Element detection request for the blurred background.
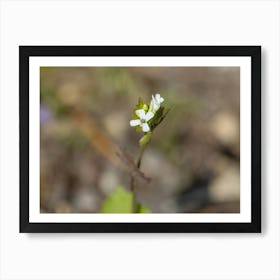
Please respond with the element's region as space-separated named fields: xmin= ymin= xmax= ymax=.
xmin=40 ymin=66 xmax=240 ymax=213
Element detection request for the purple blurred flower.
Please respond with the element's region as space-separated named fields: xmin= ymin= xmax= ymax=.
xmin=40 ymin=104 xmax=53 ymax=124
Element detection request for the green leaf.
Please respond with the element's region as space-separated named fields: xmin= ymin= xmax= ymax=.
xmin=149 ymin=106 xmax=170 ymax=131
xmin=136 ymin=203 xmax=150 ymax=213
xmin=100 ymin=187 xmax=150 ymax=213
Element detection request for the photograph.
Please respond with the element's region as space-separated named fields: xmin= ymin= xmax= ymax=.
xmin=40 ymin=66 xmax=241 ymax=214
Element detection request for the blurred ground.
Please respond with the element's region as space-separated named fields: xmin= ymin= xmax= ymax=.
xmin=40 ymin=66 xmax=240 ymax=213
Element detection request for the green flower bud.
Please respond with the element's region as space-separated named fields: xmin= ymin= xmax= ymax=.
xmin=139 ymin=132 xmax=152 ymax=146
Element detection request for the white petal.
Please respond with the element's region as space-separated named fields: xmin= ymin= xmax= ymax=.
xmin=145 ymin=111 xmax=154 ymax=122
xmin=141 ymin=123 xmax=150 ymax=132
xmin=130 ymin=119 xmax=141 ymax=127
xmin=149 ymin=98 xmax=155 ymax=111
xmin=135 ymin=109 xmax=146 ymax=119
xmin=155 ymin=93 xmax=164 ymax=103
xmin=153 ymin=103 xmax=160 ymax=111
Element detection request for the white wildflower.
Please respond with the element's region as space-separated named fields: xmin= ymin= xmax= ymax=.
xmin=149 ymin=93 xmax=164 ymax=113
xmin=130 ymin=109 xmax=154 ymax=132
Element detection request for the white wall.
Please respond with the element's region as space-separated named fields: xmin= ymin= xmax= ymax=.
xmin=0 ymin=1 xmax=279 ymax=279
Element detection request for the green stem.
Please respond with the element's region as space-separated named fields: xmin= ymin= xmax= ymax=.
xmin=137 ymin=144 xmax=147 ymax=168
xmin=131 ymin=144 xmax=147 ymax=213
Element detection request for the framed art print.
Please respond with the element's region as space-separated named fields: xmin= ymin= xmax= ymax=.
xmin=19 ymin=46 xmax=261 ymax=233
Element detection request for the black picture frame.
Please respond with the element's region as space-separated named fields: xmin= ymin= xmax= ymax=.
xmin=20 ymin=46 xmax=261 ymax=233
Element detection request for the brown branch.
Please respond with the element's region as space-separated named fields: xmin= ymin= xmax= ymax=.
xmin=69 ymin=108 xmax=150 ymax=183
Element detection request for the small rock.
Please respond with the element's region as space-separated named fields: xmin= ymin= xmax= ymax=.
xmin=210 ymin=111 xmax=239 ymax=146
xmin=209 ymin=165 xmax=240 ymax=202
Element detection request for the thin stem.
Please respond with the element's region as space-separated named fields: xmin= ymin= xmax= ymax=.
xmin=137 ymin=144 xmax=147 ymax=168
xmin=130 ymin=144 xmax=147 ymax=213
